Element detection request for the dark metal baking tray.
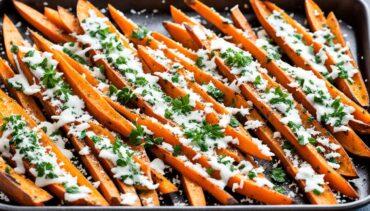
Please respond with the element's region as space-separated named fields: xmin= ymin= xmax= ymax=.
xmin=0 ymin=0 xmax=369 ymax=209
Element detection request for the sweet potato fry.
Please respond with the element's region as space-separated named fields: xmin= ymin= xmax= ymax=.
xmin=105 ymin=96 xmax=293 ymax=205
xmin=54 ymin=43 xmax=179 ymax=199
xmin=28 ymin=16 xmax=177 ymax=200
xmin=137 ymin=45 xmax=271 ymax=160
xmin=326 ymin=12 xmax=350 ymax=54
xmin=124 ymin=146 xmax=159 ymax=206
xmin=3 ymin=15 xmax=29 ymax=68
xmin=228 ymin=5 xmax=370 ymax=157
xmin=252 ymin=0 xmax=370 ymax=132
xmin=170 ymin=5 xmax=193 ymax=24
xmin=77 ymin=0 xmax=134 ymax=50
xmin=44 ymin=7 xmax=65 ymax=30
xmin=107 ymin=7 xmax=276 ymax=163
xmin=181 ymin=175 xmax=206 ymax=206
xmin=304 ymin=0 xmax=327 ymax=32
xmin=306 ymin=0 xmax=369 ymax=108
xmin=151 ymin=170 xmax=178 ymax=195
xmin=13 ymin=0 xmax=73 ymax=43
xmin=107 ymin=2 xmax=273 ymax=177
xmin=230 ymin=5 xmax=257 ymax=40
xmin=0 ymin=89 xmax=108 ymax=205
xmin=72 ymin=136 xmax=123 ymax=205
xmin=57 ymin=6 xmax=83 ymax=34
xmin=262 ymin=0 xmax=369 ymax=107
xmin=85 ymin=123 xmax=143 ymax=206
xmin=30 ymin=31 xmax=134 ymax=136
xmin=168 ymin=8 xmax=357 ymax=196
xmin=151 ymin=146 xmax=236 ymax=205
xmin=0 ymin=57 xmax=46 ymax=122
xmin=7 ymin=23 xmax=132 ymax=204
xmin=16 ymin=49 xmax=123 ymax=205
xmin=163 ymin=21 xmax=199 ymax=50
xmin=30 ymin=31 xmax=167 ymax=206
xmin=68 ymin=2 xmax=290 ymax=204
xmin=2 ymin=16 xmax=55 ymax=122
xmin=0 ymin=158 xmax=53 ymax=206
xmin=183 ymin=0 xmax=370 ymax=168
xmin=151 ymin=32 xmax=198 ymax=61
xmin=305 ymin=0 xmax=356 ymax=65
xmin=214 ymin=56 xmax=357 ymax=198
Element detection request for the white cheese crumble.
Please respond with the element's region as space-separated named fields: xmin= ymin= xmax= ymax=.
xmin=295 ymin=163 xmax=325 ymax=193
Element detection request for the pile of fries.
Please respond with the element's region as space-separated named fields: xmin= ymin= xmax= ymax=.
xmin=0 ymin=0 xmax=368 ymax=206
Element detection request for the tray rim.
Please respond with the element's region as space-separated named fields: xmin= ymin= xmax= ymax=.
xmin=0 ymin=0 xmax=369 ymax=210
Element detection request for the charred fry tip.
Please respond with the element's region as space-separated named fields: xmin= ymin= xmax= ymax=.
xmin=26 ymin=28 xmax=38 ymax=37
xmin=183 ymin=23 xmax=206 ymax=49
xmin=183 ymin=23 xmax=193 ymax=33
xmin=228 ymin=197 xmax=239 ymax=205
xmin=184 ymin=0 xmax=196 ymax=5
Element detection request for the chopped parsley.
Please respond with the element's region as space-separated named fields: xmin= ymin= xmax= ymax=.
xmin=282 ymin=141 xmax=295 ymax=152
xmin=335 ymin=61 xmax=349 ymax=79
xmin=247 ymin=171 xmax=257 ymax=180
xmin=171 ymin=73 xmax=180 ymax=83
xmin=128 ymin=123 xmax=145 ymax=145
xmin=269 ymin=87 xmax=294 ymax=112
xmin=1 ymin=115 xmax=87 ymax=195
xmin=328 ymin=157 xmax=338 ymax=164
xmin=185 ymin=121 xmax=224 ymax=152
xmin=206 ymin=168 xmax=215 ymax=175
xmin=131 ymin=25 xmax=150 ymax=40
xmin=144 ymin=137 xmax=163 ymax=149
xmin=164 ymin=109 xmax=173 ymax=119
xmin=195 ymin=56 xmax=206 ymax=68
xmin=270 ymin=167 xmax=286 ymax=183
xmin=63 ymin=47 xmax=87 ymax=65
xmin=261 ymin=45 xmax=281 ymax=63
xmin=229 ymin=116 xmax=240 ymax=128
xmin=5 ymin=166 xmax=10 ymax=174
xmin=36 ymin=162 xmax=58 ymax=179
xmin=313 ymin=189 xmax=322 ymax=195
xmin=221 ymin=48 xmax=252 ymax=68
xmin=320 ymin=98 xmax=348 ymax=127
xmin=133 ymin=77 xmax=149 ymax=86
xmin=273 ymin=185 xmax=286 ymax=194
xmin=172 ymin=144 xmax=182 ymax=156
xmin=171 ymin=95 xmax=193 ymax=114
xmin=254 ymin=75 xmax=262 ymax=86
xmin=11 ymin=45 xmax=19 ymax=54
xmin=206 ymin=84 xmax=224 ymax=103
xmin=65 ymin=186 xmax=80 ymax=194
xmin=41 ymin=65 xmax=60 ymax=89
xmin=78 ymin=130 xmax=87 ymax=140
xmin=108 ymin=84 xmax=136 ymax=105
